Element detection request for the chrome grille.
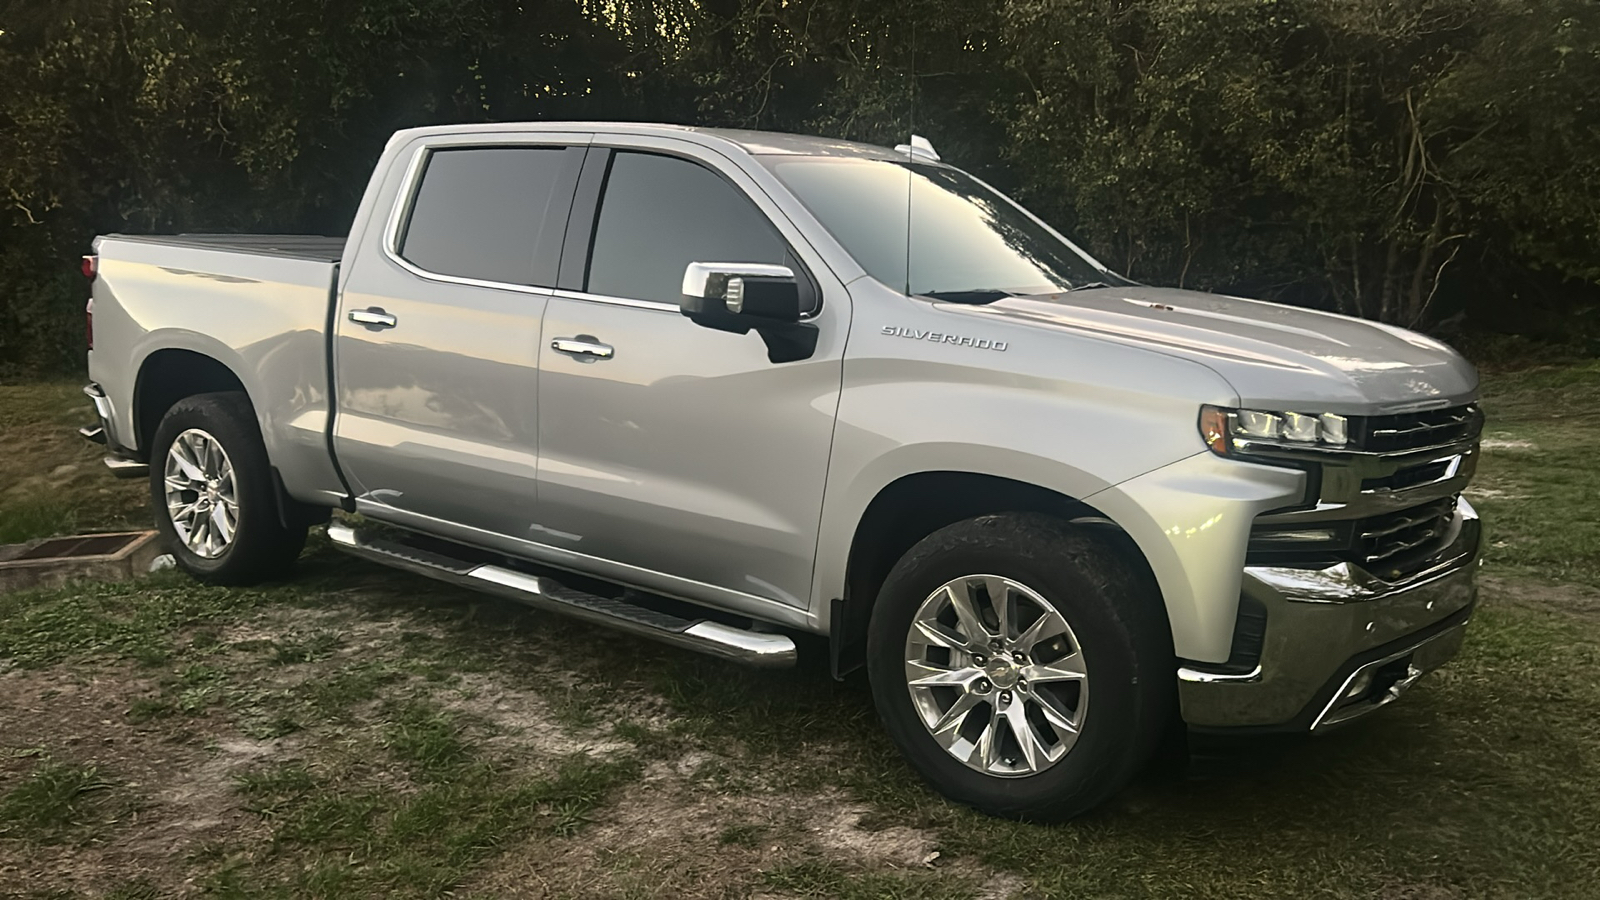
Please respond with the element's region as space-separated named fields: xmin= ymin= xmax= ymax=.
xmin=1353 ymin=405 xmax=1481 ymax=453
xmin=1356 ymin=497 xmax=1456 ymax=566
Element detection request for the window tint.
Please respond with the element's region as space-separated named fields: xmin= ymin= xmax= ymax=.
xmin=764 ymin=156 xmax=1111 ymax=299
xmin=587 ymin=152 xmax=789 ymax=305
xmin=400 ymin=147 xmax=570 ymax=285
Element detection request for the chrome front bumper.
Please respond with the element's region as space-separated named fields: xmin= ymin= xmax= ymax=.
xmin=1178 ymin=498 xmax=1480 ymax=732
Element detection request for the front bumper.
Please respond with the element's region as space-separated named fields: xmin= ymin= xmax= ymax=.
xmin=1178 ymin=497 xmax=1480 ymax=732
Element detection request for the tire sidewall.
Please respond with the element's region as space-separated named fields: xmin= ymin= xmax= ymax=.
xmin=867 ymin=515 xmax=1159 ymax=819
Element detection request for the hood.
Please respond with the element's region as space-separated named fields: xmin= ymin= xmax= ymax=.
xmin=945 ymin=286 xmax=1478 ymax=416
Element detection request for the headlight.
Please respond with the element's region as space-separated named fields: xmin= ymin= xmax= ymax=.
xmin=1200 ymin=405 xmax=1350 ymax=457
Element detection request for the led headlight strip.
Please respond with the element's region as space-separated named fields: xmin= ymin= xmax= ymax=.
xmin=1200 ymin=405 xmax=1350 ymax=457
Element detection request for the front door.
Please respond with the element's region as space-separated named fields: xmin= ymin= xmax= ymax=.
xmin=333 ymin=138 xmax=584 ymax=537
xmin=533 ymin=146 xmax=846 ymax=611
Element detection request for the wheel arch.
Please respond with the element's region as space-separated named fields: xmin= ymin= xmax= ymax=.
xmin=829 ymin=469 xmax=1165 ymax=679
xmin=132 ymin=347 xmax=252 ymax=457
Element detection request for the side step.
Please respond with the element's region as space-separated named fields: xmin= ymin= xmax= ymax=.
xmin=325 ymin=522 xmax=796 ymax=668
xmin=103 ymin=456 xmax=150 ymax=479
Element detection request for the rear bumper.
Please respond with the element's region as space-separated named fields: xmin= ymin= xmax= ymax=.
xmin=1178 ymin=498 xmax=1480 ymax=732
xmin=84 ymin=382 xmax=149 ymax=478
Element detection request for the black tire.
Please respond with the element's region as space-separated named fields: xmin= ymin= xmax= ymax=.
xmin=867 ymin=513 xmax=1174 ymax=821
xmin=148 ymin=392 xmax=307 ymax=585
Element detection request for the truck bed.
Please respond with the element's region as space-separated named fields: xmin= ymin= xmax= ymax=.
xmin=102 ymin=233 xmax=346 ymax=262
xmin=87 ymin=232 xmax=349 ymax=508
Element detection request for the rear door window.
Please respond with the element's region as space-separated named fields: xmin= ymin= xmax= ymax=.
xmin=400 ymin=146 xmax=575 ymax=286
xmin=585 ymin=152 xmax=793 ymax=306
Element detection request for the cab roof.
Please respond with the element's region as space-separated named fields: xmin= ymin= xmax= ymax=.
xmin=389 ymin=121 xmax=912 ymax=161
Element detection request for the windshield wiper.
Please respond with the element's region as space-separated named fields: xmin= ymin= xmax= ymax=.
xmin=919 ymin=289 xmax=1018 ymax=304
xmin=1066 ymin=282 xmax=1113 ymax=292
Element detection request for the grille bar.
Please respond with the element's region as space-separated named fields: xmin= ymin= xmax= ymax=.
xmin=1354 ymin=405 xmax=1481 ymax=453
xmin=1356 ymin=498 xmax=1456 ymax=567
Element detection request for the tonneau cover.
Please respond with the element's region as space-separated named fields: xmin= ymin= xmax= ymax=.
xmin=101 ymin=233 xmax=346 ymax=263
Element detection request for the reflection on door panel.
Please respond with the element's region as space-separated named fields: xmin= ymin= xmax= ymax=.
xmin=334 ymin=144 xmax=581 ymax=537
xmin=534 ymin=150 xmax=841 ymax=608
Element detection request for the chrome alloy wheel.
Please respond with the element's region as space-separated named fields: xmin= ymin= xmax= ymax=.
xmin=163 ymin=428 xmax=239 ymax=559
xmin=904 ymin=575 xmax=1088 ymax=777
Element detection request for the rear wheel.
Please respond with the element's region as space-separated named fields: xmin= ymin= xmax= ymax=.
xmin=149 ymin=392 xmax=306 ymax=584
xmin=867 ymin=513 xmax=1173 ymax=821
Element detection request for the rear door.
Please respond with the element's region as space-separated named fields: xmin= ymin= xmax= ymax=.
xmin=333 ymin=134 xmax=586 ymax=537
xmin=532 ymin=141 xmax=848 ymax=613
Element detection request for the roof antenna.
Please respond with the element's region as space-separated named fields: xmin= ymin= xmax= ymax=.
xmin=898 ymin=19 xmax=920 ymax=296
xmin=894 ymin=135 xmax=940 ymax=162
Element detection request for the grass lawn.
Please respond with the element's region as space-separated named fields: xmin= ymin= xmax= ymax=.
xmin=1 ymin=362 xmax=1598 ymax=899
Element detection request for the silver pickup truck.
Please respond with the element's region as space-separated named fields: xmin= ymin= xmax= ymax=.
xmin=80 ymin=123 xmax=1483 ymax=820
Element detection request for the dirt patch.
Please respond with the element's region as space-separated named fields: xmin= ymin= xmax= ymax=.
xmin=463 ymin=748 xmax=1020 ymax=899
xmin=810 ymin=799 xmax=938 ymax=868
xmin=444 ymin=672 xmax=634 ymax=762
xmin=0 ymin=663 xmax=275 ymax=896
xmin=1479 ymin=438 xmax=1536 ymax=451
xmin=1464 ymin=486 xmax=1528 ymax=501
xmin=1480 ymin=574 xmax=1600 ymax=622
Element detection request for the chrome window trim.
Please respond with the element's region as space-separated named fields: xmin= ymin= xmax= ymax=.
xmin=380 ymin=139 xmax=581 ymax=297
xmin=550 ymin=287 xmax=678 ymax=314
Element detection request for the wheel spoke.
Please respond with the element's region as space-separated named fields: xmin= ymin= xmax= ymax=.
xmin=1023 ymin=652 xmax=1087 ymax=685
xmin=171 ymin=440 xmax=204 ymax=481
xmin=1001 ymin=704 xmax=1046 ymax=771
xmin=944 ymin=581 xmax=992 ymax=642
xmin=912 ymin=618 xmax=973 ymax=652
xmin=984 ymin=576 xmax=1015 ymax=640
xmin=970 ymin=713 xmax=1000 ymax=770
xmin=1031 ymin=689 xmax=1082 ymax=740
xmin=1015 ymin=611 xmax=1068 ymax=654
xmin=188 ymin=510 xmax=209 ymax=552
xmin=928 ymin=692 xmax=982 ymax=744
xmin=906 ymin=660 xmax=981 ymax=689
xmin=210 ymin=504 xmax=234 ymax=544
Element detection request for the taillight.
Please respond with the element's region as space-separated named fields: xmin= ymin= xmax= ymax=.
xmin=81 ymin=255 xmax=98 ymax=350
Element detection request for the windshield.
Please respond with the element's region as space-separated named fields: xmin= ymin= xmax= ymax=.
xmin=761 ymin=156 xmax=1116 ymax=299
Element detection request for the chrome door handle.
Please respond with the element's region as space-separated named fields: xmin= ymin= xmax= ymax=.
xmin=349 ymin=307 xmax=398 ymax=329
xmin=551 ymin=337 xmax=614 ymax=360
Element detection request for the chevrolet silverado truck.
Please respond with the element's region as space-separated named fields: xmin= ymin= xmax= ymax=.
xmin=80 ymin=123 xmax=1483 ymax=820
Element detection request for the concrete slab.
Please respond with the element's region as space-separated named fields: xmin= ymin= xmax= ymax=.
xmin=0 ymin=530 xmax=165 ymax=593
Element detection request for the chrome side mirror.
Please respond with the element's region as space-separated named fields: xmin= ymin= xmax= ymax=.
xmin=680 ymin=262 xmax=800 ymax=323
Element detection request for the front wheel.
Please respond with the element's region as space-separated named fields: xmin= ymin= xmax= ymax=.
xmin=867 ymin=513 xmax=1174 ymax=821
xmin=149 ymin=392 xmax=307 ymax=585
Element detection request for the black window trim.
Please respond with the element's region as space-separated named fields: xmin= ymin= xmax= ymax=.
xmin=554 ymin=144 xmax=823 ymax=317
xmin=382 ymin=140 xmax=586 ymax=294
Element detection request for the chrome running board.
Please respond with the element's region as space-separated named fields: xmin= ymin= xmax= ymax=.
xmin=102 ymin=456 xmax=149 ymax=479
xmin=325 ymin=522 xmax=796 ymax=668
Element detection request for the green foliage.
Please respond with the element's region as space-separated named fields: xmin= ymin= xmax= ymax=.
xmin=1 ymin=0 xmax=1596 ymax=374
xmin=0 ymin=759 xmax=115 ymax=841
xmin=997 ymin=0 xmax=1600 ymax=328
